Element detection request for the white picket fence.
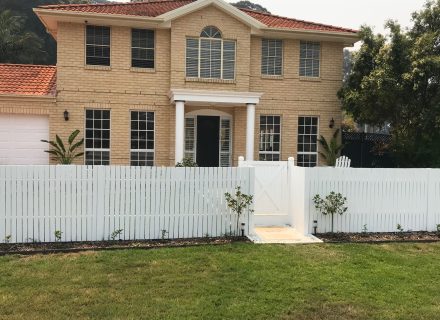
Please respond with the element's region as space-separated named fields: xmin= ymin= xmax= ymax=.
xmin=0 ymin=166 xmax=254 ymax=243
xmin=301 ymin=168 xmax=440 ymax=234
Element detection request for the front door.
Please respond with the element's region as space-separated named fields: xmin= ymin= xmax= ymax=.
xmin=196 ymin=116 xmax=220 ymax=167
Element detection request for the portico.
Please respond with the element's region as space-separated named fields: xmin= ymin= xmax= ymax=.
xmin=169 ymin=89 xmax=263 ymax=165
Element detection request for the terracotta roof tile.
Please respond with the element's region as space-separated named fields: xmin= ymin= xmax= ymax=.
xmin=40 ymin=0 xmax=195 ymax=17
xmin=38 ymin=0 xmax=357 ymax=34
xmin=240 ymin=9 xmax=358 ymax=34
xmin=0 ymin=64 xmax=57 ymax=96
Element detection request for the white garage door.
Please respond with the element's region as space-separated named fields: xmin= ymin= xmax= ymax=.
xmin=0 ymin=114 xmax=49 ymax=165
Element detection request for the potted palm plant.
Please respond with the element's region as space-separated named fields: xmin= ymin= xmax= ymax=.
xmin=318 ymin=129 xmax=344 ymax=166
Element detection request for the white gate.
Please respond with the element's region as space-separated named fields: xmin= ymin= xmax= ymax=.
xmin=239 ymin=157 xmax=294 ymax=226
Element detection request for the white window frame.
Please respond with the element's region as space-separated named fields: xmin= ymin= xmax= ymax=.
xmin=261 ymin=39 xmax=283 ymax=76
xmin=130 ymin=110 xmax=155 ymax=166
xmin=299 ymin=41 xmax=321 ymax=78
xmin=297 ymin=116 xmax=319 ymax=167
xmin=186 ymin=27 xmax=236 ymax=80
xmin=259 ymin=115 xmax=282 ymax=161
xmin=84 ymin=109 xmax=111 ymax=165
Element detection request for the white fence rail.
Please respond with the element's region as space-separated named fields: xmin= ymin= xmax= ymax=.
xmin=303 ymin=168 xmax=440 ymax=234
xmin=0 ymin=166 xmax=254 ymax=243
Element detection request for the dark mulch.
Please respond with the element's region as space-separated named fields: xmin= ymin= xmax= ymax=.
xmin=0 ymin=237 xmax=249 ymax=255
xmin=317 ymin=231 xmax=440 ymax=243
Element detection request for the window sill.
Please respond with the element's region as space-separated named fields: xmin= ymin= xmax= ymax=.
xmin=85 ymin=65 xmax=111 ymax=71
xmin=130 ymin=67 xmax=156 ymax=73
xmin=261 ymin=75 xmax=284 ymax=80
xmin=185 ymin=77 xmax=236 ymax=84
xmin=299 ymin=76 xmax=321 ymax=82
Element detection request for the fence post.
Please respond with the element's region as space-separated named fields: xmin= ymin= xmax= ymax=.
xmin=95 ymin=166 xmax=106 ymax=241
xmin=247 ymin=166 xmax=255 ymax=236
xmin=287 ymin=157 xmax=295 ymax=227
xmin=291 ymin=166 xmax=309 ymax=235
xmin=238 ymin=156 xmax=245 ymax=167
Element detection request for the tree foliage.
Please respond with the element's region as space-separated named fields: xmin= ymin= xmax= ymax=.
xmin=231 ymin=1 xmax=270 ymax=13
xmin=0 ymin=0 xmax=109 ymax=65
xmin=0 ymin=10 xmax=44 ymax=63
xmin=338 ymin=0 xmax=440 ymax=167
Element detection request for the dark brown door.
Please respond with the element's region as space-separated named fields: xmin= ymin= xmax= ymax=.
xmin=196 ymin=116 xmax=220 ymax=167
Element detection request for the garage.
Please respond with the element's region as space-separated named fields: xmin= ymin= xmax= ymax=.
xmin=0 ymin=114 xmax=49 ymax=165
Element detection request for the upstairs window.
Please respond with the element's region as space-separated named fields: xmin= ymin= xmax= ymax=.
xmin=86 ymin=25 xmax=110 ymax=66
xmin=186 ymin=26 xmax=236 ymax=80
xmin=131 ymin=29 xmax=155 ymax=69
xmin=261 ymin=39 xmax=283 ymax=76
xmin=299 ymin=41 xmax=320 ymax=77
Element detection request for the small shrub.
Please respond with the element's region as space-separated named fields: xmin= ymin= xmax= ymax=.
xmin=436 ymin=224 xmax=440 ymax=233
xmin=396 ymin=224 xmax=404 ymax=237
xmin=4 ymin=235 xmax=11 ymax=244
xmin=225 ymin=186 xmax=254 ymax=236
xmin=110 ymin=229 xmax=123 ymax=241
xmin=362 ymin=224 xmax=368 ymax=235
xmin=161 ymin=229 xmax=168 ymax=240
xmin=54 ymin=230 xmax=62 ymax=242
xmin=313 ymin=191 xmax=347 ymax=233
xmin=176 ymin=157 xmax=198 ymax=167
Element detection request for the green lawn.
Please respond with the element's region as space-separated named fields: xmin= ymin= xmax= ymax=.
xmin=1 ymin=243 xmax=440 ymax=320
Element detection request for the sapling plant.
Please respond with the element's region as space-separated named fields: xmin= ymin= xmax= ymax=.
xmin=313 ymin=191 xmax=347 ymax=233
xmin=362 ymin=224 xmax=368 ymax=235
xmin=161 ymin=229 xmax=168 ymax=240
xmin=54 ymin=230 xmax=62 ymax=242
xmin=224 ymin=186 xmax=254 ymax=236
xmin=397 ymin=224 xmax=404 ymax=237
xmin=4 ymin=235 xmax=11 ymax=244
xmin=110 ymin=229 xmax=123 ymax=241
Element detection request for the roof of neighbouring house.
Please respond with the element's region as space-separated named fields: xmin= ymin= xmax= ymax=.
xmin=0 ymin=64 xmax=57 ymax=96
xmin=38 ymin=0 xmax=358 ymax=34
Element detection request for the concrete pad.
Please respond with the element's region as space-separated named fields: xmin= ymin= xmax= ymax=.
xmin=250 ymin=227 xmax=322 ymax=244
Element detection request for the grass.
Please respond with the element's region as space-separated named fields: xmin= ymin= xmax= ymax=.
xmin=1 ymin=243 xmax=440 ymax=320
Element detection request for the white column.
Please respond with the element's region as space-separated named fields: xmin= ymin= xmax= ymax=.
xmin=246 ymin=103 xmax=256 ymax=161
xmin=175 ymin=100 xmax=185 ymax=164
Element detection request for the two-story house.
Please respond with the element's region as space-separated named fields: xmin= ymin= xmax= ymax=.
xmin=0 ymin=0 xmax=358 ymax=166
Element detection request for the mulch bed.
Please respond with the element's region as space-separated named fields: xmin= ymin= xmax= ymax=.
xmin=317 ymin=232 xmax=440 ymax=243
xmin=0 ymin=237 xmax=249 ymax=255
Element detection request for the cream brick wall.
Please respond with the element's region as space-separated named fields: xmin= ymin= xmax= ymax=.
xmin=44 ymin=4 xmax=346 ymax=166
xmin=0 ymin=97 xmax=54 ymax=116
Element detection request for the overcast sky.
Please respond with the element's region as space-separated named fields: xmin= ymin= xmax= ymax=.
xmin=114 ymin=0 xmax=427 ymax=34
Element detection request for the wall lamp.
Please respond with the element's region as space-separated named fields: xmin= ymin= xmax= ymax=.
xmin=329 ymin=118 xmax=335 ymax=129
xmin=64 ymin=110 xmax=69 ymax=121
xmin=241 ymin=222 xmax=246 ymax=237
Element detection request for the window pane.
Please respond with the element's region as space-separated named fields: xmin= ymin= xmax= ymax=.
xmin=297 ymin=116 xmax=319 ymax=167
xmin=262 ymin=39 xmax=283 ymax=76
xmin=259 ymin=115 xmax=281 ymax=161
xmin=130 ymin=111 xmax=154 ymax=166
xmin=299 ymin=41 xmax=320 ymax=77
xmin=84 ymin=109 xmax=110 ymax=165
xmin=131 ymin=29 xmax=154 ymax=69
xmin=86 ymin=26 xmax=110 ymax=66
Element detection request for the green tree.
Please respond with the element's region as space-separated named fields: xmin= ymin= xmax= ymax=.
xmin=338 ymin=0 xmax=440 ymax=167
xmin=0 ymin=10 xmax=44 ymax=63
xmin=231 ymin=1 xmax=270 ymax=13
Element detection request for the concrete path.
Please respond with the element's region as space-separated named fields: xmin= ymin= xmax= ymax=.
xmin=250 ymin=227 xmax=322 ymax=244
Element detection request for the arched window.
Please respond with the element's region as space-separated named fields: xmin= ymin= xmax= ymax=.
xmin=186 ymin=26 xmax=236 ymax=80
xmin=200 ymin=26 xmax=222 ymax=38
